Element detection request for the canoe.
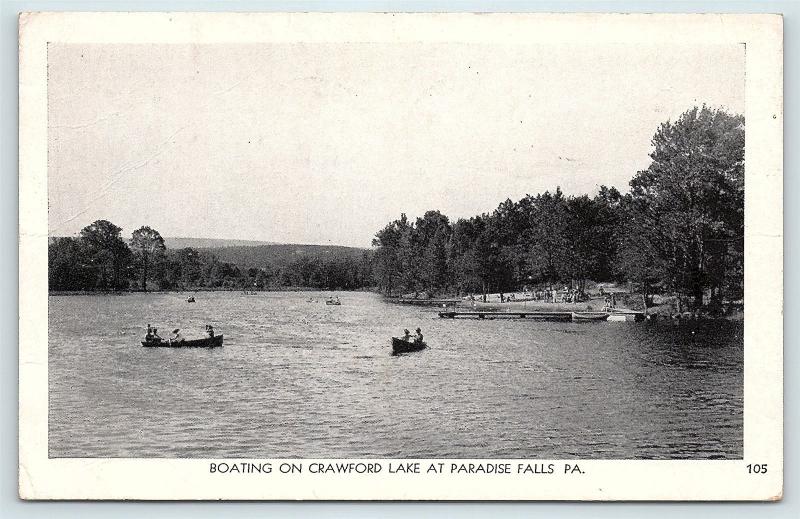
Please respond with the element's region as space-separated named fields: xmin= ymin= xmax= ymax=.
xmin=391 ymin=337 xmax=426 ymax=354
xmin=326 ymin=300 xmax=341 ymax=305
xmin=571 ymin=312 xmax=610 ymax=322
xmin=142 ymin=334 xmax=223 ymax=348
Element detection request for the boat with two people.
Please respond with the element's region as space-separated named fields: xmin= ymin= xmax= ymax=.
xmin=391 ymin=327 xmax=427 ymax=355
xmin=326 ymin=296 xmax=341 ymax=306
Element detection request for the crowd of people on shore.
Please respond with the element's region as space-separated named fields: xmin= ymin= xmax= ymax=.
xmin=462 ymin=286 xmax=622 ymax=307
xmin=523 ymin=286 xmax=588 ymax=304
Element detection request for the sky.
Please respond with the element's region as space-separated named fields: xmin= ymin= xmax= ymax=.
xmin=47 ymin=43 xmax=744 ymax=248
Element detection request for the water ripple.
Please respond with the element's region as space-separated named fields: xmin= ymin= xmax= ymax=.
xmin=49 ymin=291 xmax=743 ymax=459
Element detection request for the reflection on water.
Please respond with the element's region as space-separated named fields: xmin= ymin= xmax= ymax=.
xmin=48 ymin=291 xmax=742 ymax=459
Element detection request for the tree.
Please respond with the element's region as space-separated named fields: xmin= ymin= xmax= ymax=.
xmin=560 ymin=195 xmax=617 ymax=290
xmin=414 ymin=211 xmax=452 ymax=294
xmin=372 ymin=214 xmax=412 ymax=295
xmin=527 ymin=188 xmax=569 ymax=287
xmin=624 ymin=106 xmax=744 ymax=309
xmin=48 ymin=237 xmax=95 ymax=290
xmin=80 ymin=220 xmax=133 ymax=290
xmin=130 ymin=226 xmax=166 ymax=292
xmin=448 ymin=217 xmax=482 ymax=296
xmin=615 ymin=193 xmax=670 ymax=311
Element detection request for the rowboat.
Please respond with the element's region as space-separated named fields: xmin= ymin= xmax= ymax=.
xmin=326 ymin=300 xmax=341 ymax=306
xmin=571 ymin=312 xmax=610 ymax=322
xmin=142 ymin=335 xmax=223 ymax=348
xmin=608 ymin=310 xmax=646 ymax=322
xmin=391 ymin=337 xmax=426 ymax=354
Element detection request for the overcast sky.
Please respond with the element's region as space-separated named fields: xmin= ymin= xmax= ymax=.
xmin=47 ymin=43 xmax=744 ymax=247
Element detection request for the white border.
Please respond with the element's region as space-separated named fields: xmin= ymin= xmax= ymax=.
xmin=18 ymin=12 xmax=783 ymax=500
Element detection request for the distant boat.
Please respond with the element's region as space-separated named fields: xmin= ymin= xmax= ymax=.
xmin=571 ymin=311 xmax=610 ymax=322
xmin=142 ymin=335 xmax=223 ymax=348
xmin=187 ymin=296 xmax=196 ymax=303
xmin=391 ymin=337 xmax=426 ymax=354
xmin=326 ymin=299 xmax=341 ymax=306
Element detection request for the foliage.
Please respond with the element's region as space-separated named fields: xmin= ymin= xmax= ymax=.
xmin=130 ymin=226 xmax=166 ymax=292
xmin=371 ymin=106 xmax=744 ymax=309
xmin=48 ymin=106 xmax=744 ymax=311
xmin=78 ymin=220 xmax=133 ymax=290
xmin=618 ymin=106 xmax=745 ymax=308
xmin=50 ymin=223 xmax=375 ymax=292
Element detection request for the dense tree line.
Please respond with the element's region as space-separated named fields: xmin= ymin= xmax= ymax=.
xmin=49 ymin=224 xmax=375 ymax=292
xmin=372 ymin=106 xmax=745 ymax=311
xmin=49 ymin=106 xmax=744 ymax=311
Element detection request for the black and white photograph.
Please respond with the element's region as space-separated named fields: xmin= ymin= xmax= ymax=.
xmin=18 ymin=12 xmax=783 ymax=500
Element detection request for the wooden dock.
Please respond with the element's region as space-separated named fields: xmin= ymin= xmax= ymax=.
xmin=438 ymin=310 xmax=646 ymax=322
xmin=397 ymin=298 xmax=461 ymax=306
xmin=438 ymin=311 xmax=572 ymax=321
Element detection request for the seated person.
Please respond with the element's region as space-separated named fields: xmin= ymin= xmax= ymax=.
xmin=401 ymin=328 xmax=411 ymax=342
xmin=169 ymin=328 xmax=184 ymax=344
xmin=414 ymin=327 xmax=424 ymax=344
xmin=206 ymin=325 xmax=215 ymax=338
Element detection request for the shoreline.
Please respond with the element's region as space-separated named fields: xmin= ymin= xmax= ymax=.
xmin=394 ymin=291 xmax=744 ymax=320
xmin=48 ymin=287 xmax=376 ymax=296
xmin=47 ymin=288 xmax=743 ymax=320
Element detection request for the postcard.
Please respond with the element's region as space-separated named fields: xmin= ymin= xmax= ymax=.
xmin=19 ymin=12 xmax=783 ymax=500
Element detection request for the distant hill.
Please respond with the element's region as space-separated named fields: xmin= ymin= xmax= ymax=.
xmin=195 ymin=243 xmax=369 ymax=269
xmin=50 ymin=235 xmax=370 ymax=270
xmin=163 ymin=237 xmax=276 ymax=249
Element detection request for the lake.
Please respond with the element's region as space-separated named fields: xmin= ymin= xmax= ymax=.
xmin=48 ymin=291 xmax=743 ymax=459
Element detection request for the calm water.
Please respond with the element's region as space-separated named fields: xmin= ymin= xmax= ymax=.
xmin=49 ymin=291 xmax=742 ymax=459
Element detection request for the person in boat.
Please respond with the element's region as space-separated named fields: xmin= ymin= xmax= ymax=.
xmin=401 ymin=328 xmax=412 ymax=342
xmin=145 ymin=324 xmax=154 ymax=341
xmin=169 ymin=328 xmax=184 ymax=344
xmin=413 ymin=327 xmax=424 ymax=344
xmin=152 ymin=328 xmax=162 ymax=342
xmin=206 ymin=325 xmax=215 ymax=338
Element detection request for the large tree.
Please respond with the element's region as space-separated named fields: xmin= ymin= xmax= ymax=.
xmin=624 ymin=106 xmax=744 ymax=308
xmin=372 ymin=214 xmax=412 ymax=295
xmin=414 ymin=210 xmax=452 ymax=294
xmin=80 ymin=220 xmax=133 ymax=290
xmin=130 ymin=226 xmax=166 ymax=292
xmin=527 ymin=188 xmax=569 ymax=287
